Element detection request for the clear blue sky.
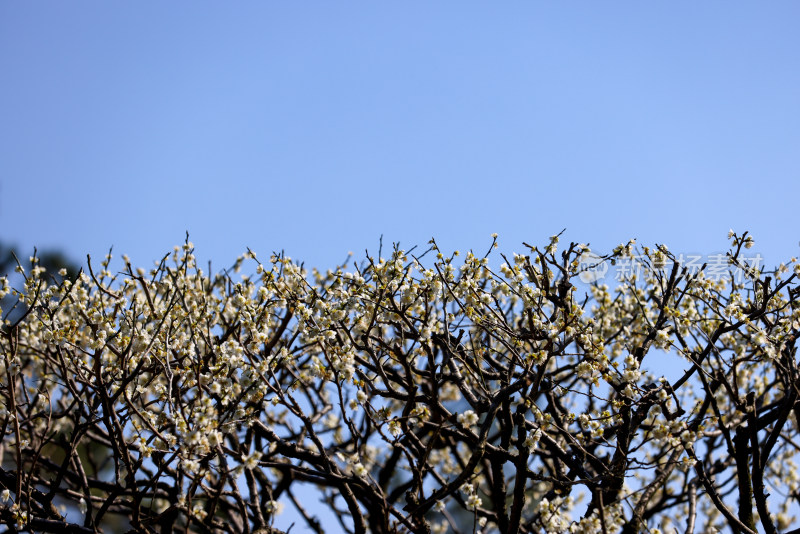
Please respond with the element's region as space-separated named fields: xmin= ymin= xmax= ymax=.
xmin=2 ymin=4 xmax=799 ymax=530
xmin=2 ymin=3 xmax=799 ymax=274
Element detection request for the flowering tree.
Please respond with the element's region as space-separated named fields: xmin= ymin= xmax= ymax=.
xmin=0 ymin=242 xmax=77 ymax=326
xmin=2 ymin=232 xmax=800 ymax=534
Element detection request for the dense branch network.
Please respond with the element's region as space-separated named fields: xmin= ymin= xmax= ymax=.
xmin=1 ymin=231 xmax=799 ymax=534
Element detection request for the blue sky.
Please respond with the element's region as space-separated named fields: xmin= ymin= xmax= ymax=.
xmin=2 ymin=3 xmax=799 ymax=275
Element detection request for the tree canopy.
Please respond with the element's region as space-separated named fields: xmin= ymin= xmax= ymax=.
xmin=1 ymin=232 xmax=799 ymax=534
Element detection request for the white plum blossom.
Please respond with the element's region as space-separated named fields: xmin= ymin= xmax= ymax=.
xmin=2 ymin=232 xmax=798 ymax=534
xmin=457 ymin=409 xmax=480 ymax=428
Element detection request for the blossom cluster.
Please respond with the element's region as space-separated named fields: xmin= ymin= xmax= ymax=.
xmin=0 ymin=231 xmax=798 ymax=534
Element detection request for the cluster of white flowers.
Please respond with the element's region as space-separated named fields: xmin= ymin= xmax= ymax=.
xmin=460 ymin=482 xmax=483 ymax=511
xmin=1 ymin=232 xmax=799 ymax=533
